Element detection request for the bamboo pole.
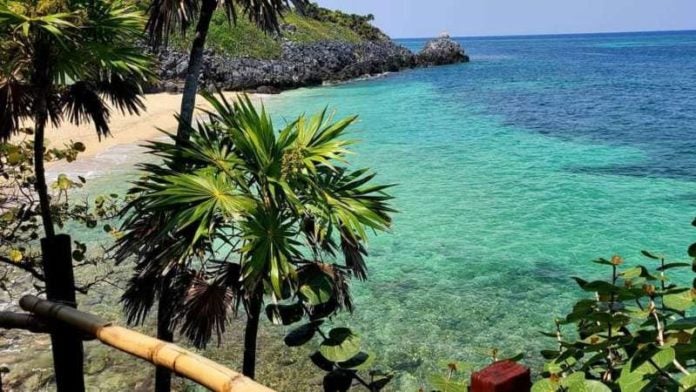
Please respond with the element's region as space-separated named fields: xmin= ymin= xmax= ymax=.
xmin=19 ymin=295 xmax=274 ymax=392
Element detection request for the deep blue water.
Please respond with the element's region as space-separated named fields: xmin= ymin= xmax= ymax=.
xmin=399 ymin=31 xmax=696 ymax=180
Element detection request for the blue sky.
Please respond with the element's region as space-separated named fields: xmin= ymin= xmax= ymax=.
xmin=316 ymin=0 xmax=696 ymax=38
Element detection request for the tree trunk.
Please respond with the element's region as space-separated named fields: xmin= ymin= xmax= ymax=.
xmin=33 ymin=98 xmax=55 ymax=239
xmin=41 ymin=235 xmax=84 ymax=392
xmin=176 ymin=0 xmax=217 ymax=144
xmin=155 ymin=284 xmax=175 ymax=392
xmin=243 ymin=290 xmax=263 ymax=379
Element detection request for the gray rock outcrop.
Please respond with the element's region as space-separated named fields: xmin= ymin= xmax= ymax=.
xmin=416 ymin=34 xmax=470 ymax=66
xmin=152 ymin=34 xmax=468 ymax=94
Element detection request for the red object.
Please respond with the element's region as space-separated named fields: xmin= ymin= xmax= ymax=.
xmin=471 ymin=361 xmax=531 ymax=392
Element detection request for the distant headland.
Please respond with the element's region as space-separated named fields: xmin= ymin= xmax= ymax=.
xmin=148 ymin=6 xmax=469 ymax=94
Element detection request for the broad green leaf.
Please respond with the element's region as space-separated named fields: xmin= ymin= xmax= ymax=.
xmin=688 ymin=243 xmax=696 ymax=258
xmin=338 ymin=352 xmax=374 ymax=371
xmin=666 ymin=317 xmax=696 ymax=331
xmin=560 ymin=372 xmax=586 ymax=391
xmin=679 ymin=373 xmax=696 ymax=391
xmin=641 ymin=250 xmax=661 ymax=260
xmin=265 ymin=303 xmax=303 ymax=326
xmin=319 ymin=328 xmax=361 ymax=362
xmin=658 ymin=262 xmax=691 ymax=271
xmin=323 ymin=369 xmax=354 ymax=392
xmin=532 ymin=378 xmax=558 ymax=392
xmin=581 ymin=380 xmax=611 ymax=392
xmin=310 ymin=351 xmax=335 ymax=371
xmin=284 ymin=321 xmax=323 ymax=347
xmin=52 ymin=174 xmax=74 ymax=191
xmin=619 ymin=347 xmax=675 ymax=391
xmin=665 ymin=290 xmax=696 ymax=312
xmin=427 ymin=374 xmax=468 ymax=392
xmin=299 ymin=272 xmax=333 ymax=305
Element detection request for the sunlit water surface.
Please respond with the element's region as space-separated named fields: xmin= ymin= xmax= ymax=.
xmin=56 ymin=31 xmax=696 ymax=389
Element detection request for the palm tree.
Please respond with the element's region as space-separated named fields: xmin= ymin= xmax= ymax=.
xmin=0 ymin=1 xmax=153 ymax=389
xmin=142 ymin=2 xmax=305 ymax=387
xmin=114 ymin=92 xmax=394 ymax=381
xmin=144 ymin=0 xmax=307 ymax=143
xmin=0 ymin=0 xmax=153 ymax=238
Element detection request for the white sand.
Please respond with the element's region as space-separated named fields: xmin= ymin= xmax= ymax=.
xmin=39 ymin=92 xmax=268 ymax=160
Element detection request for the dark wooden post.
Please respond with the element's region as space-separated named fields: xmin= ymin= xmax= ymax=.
xmin=41 ymin=234 xmax=85 ymax=392
xmin=471 ymin=361 xmax=531 ymax=392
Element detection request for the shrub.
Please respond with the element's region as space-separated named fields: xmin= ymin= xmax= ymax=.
xmin=535 ymin=228 xmax=696 ymax=392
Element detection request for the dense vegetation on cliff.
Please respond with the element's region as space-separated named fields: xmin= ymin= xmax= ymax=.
xmin=170 ymin=10 xmax=363 ymax=59
xmin=160 ymin=3 xmax=386 ymax=59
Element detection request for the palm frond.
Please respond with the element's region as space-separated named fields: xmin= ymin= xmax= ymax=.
xmin=120 ymin=264 xmax=162 ymax=326
xmin=241 ymin=207 xmax=301 ymax=297
xmin=288 ymin=109 xmax=357 ymax=174
xmin=233 ymin=0 xmax=308 ymax=33
xmin=173 ymin=273 xmax=236 ymax=348
xmin=340 ymin=228 xmax=368 ymax=281
xmin=61 ymin=81 xmax=110 ymax=138
xmin=0 ymin=77 xmax=32 ymax=140
xmin=96 ymin=75 xmax=146 ymax=117
xmin=145 ymin=0 xmax=197 ymax=47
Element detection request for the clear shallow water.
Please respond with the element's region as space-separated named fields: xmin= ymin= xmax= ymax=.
xmin=59 ymin=31 xmax=696 ymax=389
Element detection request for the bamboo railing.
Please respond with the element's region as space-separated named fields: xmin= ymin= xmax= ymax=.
xmin=2 ymin=295 xmax=274 ymax=392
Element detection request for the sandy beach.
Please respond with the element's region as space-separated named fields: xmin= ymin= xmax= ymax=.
xmin=35 ymin=92 xmax=267 ymax=161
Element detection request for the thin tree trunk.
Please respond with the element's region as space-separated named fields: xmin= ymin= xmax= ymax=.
xmin=155 ymin=283 xmax=174 ymax=392
xmin=176 ymin=0 xmax=217 ymax=144
xmin=243 ymin=290 xmax=263 ymax=379
xmin=33 ymin=99 xmax=55 ymax=239
xmin=159 ymin=2 xmax=216 ymax=388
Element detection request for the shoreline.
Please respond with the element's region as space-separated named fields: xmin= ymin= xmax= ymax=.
xmin=30 ymin=92 xmax=271 ymax=163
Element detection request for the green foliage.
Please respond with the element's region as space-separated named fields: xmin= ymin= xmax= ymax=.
xmin=169 ymin=9 xmax=363 ymax=59
xmin=425 ymin=363 xmax=469 ymax=392
xmin=282 ymin=12 xmax=362 ymax=44
xmin=169 ymin=10 xmax=282 ymax=59
xmin=115 ymin=92 xmax=395 ymax=387
xmin=300 ymin=2 xmax=386 ymax=42
xmin=0 ymin=0 xmax=152 ymax=296
xmin=278 ymin=315 xmax=393 ymax=391
xmin=0 ymin=0 xmax=155 ymax=138
xmin=0 ymin=137 xmax=123 ymax=295
xmin=535 ymin=235 xmax=696 ymax=392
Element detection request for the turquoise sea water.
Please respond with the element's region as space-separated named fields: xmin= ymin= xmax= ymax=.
xmin=59 ymin=31 xmax=696 ymax=388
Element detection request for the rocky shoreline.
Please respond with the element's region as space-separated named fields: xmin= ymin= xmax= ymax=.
xmin=152 ymin=35 xmax=469 ymax=94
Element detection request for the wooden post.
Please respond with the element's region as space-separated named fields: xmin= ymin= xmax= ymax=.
xmin=471 ymin=361 xmax=531 ymax=392
xmin=156 ymin=289 xmax=174 ymax=392
xmin=41 ymin=234 xmax=85 ymax=392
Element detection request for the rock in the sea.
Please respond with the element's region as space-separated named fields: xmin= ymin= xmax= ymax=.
xmin=416 ymin=36 xmax=470 ymax=66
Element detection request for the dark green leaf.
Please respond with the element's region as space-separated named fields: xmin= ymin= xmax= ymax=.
xmin=319 ymin=328 xmax=361 ymax=362
xmin=323 ymin=369 xmax=354 ymax=392
xmin=641 ymin=250 xmax=660 ymax=260
xmin=337 ymin=352 xmax=374 ymax=370
xmin=310 ymin=351 xmax=335 ymax=372
xmin=299 ymin=272 xmax=333 ymax=306
xmin=284 ymin=321 xmax=323 ymax=347
xmin=265 ymin=303 xmax=303 ymax=326
xmin=689 ymin=243 xmax=696 ymax=258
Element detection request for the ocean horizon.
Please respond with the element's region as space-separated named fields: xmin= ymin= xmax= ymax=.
xmin=397 ymin=28 xmax=696 ymax=41
xmin=48 ymin=29 xmax=696 ymax=390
